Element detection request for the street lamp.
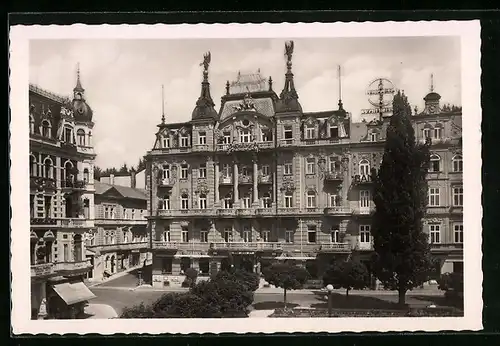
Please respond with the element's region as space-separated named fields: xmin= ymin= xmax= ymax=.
xmin=326 ymin=284 xmax=334 ymax=317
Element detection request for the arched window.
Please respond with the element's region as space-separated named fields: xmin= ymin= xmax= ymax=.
xmin=452 ymin=155 xmax=463 ymax=172
xmin=83 ymin=168 xmax=89 ymax=183
xmin=359 ymin=159 xmax=370 ymax=176
xmin=199 ymin=194 xmax=207 ymax=209
xmin=30 ymin=155 xmax=37 ymax=176
xmin=64 ymin=126 xmax=73 ymax=144
xmin=43 ymin=157 xmax=53 ymax=179
xmin=64 ymin=161 xmax=74 ymax=183
xmin=163 ymin=229 xmax=171 ymax=242
xmin=429 ymin=154 xmax=441 ymax=173
xmin=306 ymin=190 xmax=316 ymax=208
xmin=262 ymin=192 xmax=271 ymax=208
xmin=41 ymin=120 xmax=51 ymax=138
xmin=180 ymin=193 xmax=189 ymax=210
xmin=29 ymin=114 xmax=35 ymax=134
xmin=77 ymin=129 xmax=86 ymax=146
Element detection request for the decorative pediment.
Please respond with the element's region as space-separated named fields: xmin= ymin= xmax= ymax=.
xmin=179 ymin=127 xmax=190 ymax=135
xmin=424 ymin=218 xmax=442 ymax=224
xmin=180 ymin=188 xmax=189 ymax=195
xmin=305 ymin=185 xmax=317 ymax=193
xmin=303 ymin=117 xmax=317 ymax=127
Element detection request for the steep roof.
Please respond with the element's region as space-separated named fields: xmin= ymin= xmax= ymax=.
xmin=94 ymin=181 xmax=147 ymax=200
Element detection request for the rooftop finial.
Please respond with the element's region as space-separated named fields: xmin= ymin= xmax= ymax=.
xmin=73 ymin=62 xmax=84 ymax=92
xmin=268 ymin=76 xmax=273 ymax=91
xmin=338 ymin=65 xmax=344 ymax=110
xmin=161 ymin=84 xmax=165 ymax=124
xmin=225 ymin=80 xmax=230 ymax=95
xmin=430 ymin=73 xmax=434 ymax=92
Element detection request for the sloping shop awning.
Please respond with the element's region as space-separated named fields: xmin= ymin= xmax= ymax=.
xmin=52 ymin=281 xmax=96 ymax=306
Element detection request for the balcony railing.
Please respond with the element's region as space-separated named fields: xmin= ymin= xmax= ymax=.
xmin=193 ymin=144 xmax=210 ymax=152
xmin=31 ymin=263 xmax=56 ymax=278
xmin=256 ymin=208 xmax=274 ymax=216
xmin=258 ymin=175 xmax=272 ymax=184
xmin=59 ymin=218 xmax=94 ymax=228
xmin=430 ymin=243 xmax=464 ymax=252
xmin=217 ymin=209 xmax=237 ymax=217
xmin=95 ymin=218 xmax=148 ymax=226
xmin=236 ymin=208 xmax=255 ymax=217
xmin=30 ymin=176 xmax=56 ymax=191
xmin=277 ymin=207 xmax=301 ymax=215
xmin=156 ymin=147 xmax=192 ymax=154
xmin=257 ymin=142 xmax=274 ymax=149
xmin=156 ymin=209 xmax=216 ymax=217
xmin=53 ymin=259 xmax=93 ymax=273
xmin=152 ymin=241 xmax=211 ymax=251
xmin=88 ymin=241 xmax=149 ymax=252
xmin=318 ymin=243 xmax=352 ymax=253
xmin=158 ymin=178 xmax=175 ymax=187
xmin=324 ymin=171 xmax=344 ymax=181
xmin=302 ymin=207 xmax=323 ymax=215
xmin=210 ymin=242 xmax=283 ymax=251
xmin=61 ymin=179 xmax=87 ymax=190
xmin=324 ymin=206 xmax=353 ymax=216
xmin=219 ymin=176 xmax=233 ymax=184
xmin=353 ymin=206 xmax=376 ymax=215
xmin=238 ymin=175 xmax=253 ymax=184
xmin=30 ymin=218 xmax=58 ymax=226
xmin=279 ymin=139 xmax=294 ymax=147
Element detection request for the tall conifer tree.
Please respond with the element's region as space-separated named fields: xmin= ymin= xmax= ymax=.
xmin=372 ymin=91 xmax=432 ymax=305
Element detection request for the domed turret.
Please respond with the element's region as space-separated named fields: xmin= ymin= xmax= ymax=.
xmin=191 ymin=52 xmax=218 ymax=121
xmin=72 ymin=64 xmax=93 ymax=122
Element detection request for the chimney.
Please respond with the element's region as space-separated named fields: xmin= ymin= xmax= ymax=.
xmin=131 ymin=171 xmax=136 ymax=189
xmin=109 ymin=174 xmax=114 ymax=185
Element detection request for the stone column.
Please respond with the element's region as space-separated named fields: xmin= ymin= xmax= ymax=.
xmin=252 ymin=157 xmax=259 ymax=205
xmin=214 ymin=161 xmax=220 ymax=204
xmin=233 ymin=158 xmax=239 ymax=206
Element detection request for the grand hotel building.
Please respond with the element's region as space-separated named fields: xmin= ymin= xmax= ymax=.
xmin=145 ymin=43 xmax=463 ymax=288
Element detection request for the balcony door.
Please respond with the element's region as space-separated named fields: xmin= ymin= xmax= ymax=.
xmin=73 ymin=234 xmax=82 ymax=261
xmin=359 ymin=190 xmax=371 ymax=213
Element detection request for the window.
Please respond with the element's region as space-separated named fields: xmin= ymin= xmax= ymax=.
xmin=162 ymin=258 xmax=173 ymax=274
xmin=429 ymin=154 xmax=441 ymax=172
xmin=123 ymin=232 xmax=129 ymax=243
xmin=454 ymin=223 xmax=464 ymax=243
xmin=330 ymin=194 xmax=340 ymax=207
xmin=110 ymin=234 xmax=116 ymax=244
xmin=329 ymin=157 xmax=340 ymax=172
xmin=242 ymin=194 xmax=251 ymax=208
xmin=285 ymin=230 xmax=294 ymax=243
xmin=200 ymin=229 xmax=208 ymax=243
xmin=241 ymin=166 xmax=250 ymax=177
xmin=42 ymin=120 xmax=51 ymax=138
xmin=452 ymin=155 xmax=463 ymax=172
xmin=306 ymin=191 xmax=316 ymax=208
xmin=429 ymin=224 xmax=441 ymax=243
xmin=180 ymin=164 xmax=188 ymax=179
xmin=422 ymin=128 xmax=431 ymax=139
xmin=223 ymin=228 xmax=231 ymax=242
xmin=262 ymin=129 xmax=272 ymax=142
xmin=43 ymin=158 xmax=53 ymax=179
xmin=162 ymin=136 xmax=170 ymax=148
xmin=262 ymin=193 xmax=271 ymax=208
xmin=104 ymin=207 xmax=110 ymax=219
xmin=284 ymin=192 xmax=294 ymax=208
xmin=305 ymin=125 xmax=315 ymax=139
xmin=261 ymin=230 xmax=270 ymax=242
xmin=359 ymin=159 xmax=370 ymax=176
xmin=360 ymin=190 xmax=371 ymax=208
xmin=369 ymin=132 xmax=377 ymax=142
xmin=261 ymin=165 xmax=270 ymax=176
xmin=223 ymin=132 xmax=231 ymax=144
xmin=199 ymin=164 xmax=207 ymax=179
xmin=198 ymin=131 xmax=206 ymax=145
xmin=222 ymin=163 xmax=231 ymax=178
xmin=63 ymin=244 xmax=69 ymax=261
xmin=123 ymin=209 xmax=128 ymax=219
xmin=30 ymin=115 xmax=35 ymax=134
xmin=223 ymin=194 xmax=233 ymax=209
xmin=180 ymin=135 xmax=189 ymax=147
xmin=181 ymin=228 xmax=189 ymax=243
xmin=162 ymin=165 xmax=170 ymax=179
xmin=329 ymin=125 xmax=339 ymax=138
xmin=199 ymin=194 xmax=207 ymax=209
xmin=331 ymin=227 xmax=340 ymax=243
xmin=284 ymin=125 xmax=293 ymax=139
xmin=77 ymin=129 xmax=86 ymax=146
xmin=242 ymin=227 xmax=251 ymax=242
xmin=163 ymin=230 xmax=171 ymax=242
xmin=64 ymin=126 xmax=73 ymax=143
xmin=359 ymin=225 xmax=371 ymax=243
xmin=162 ymin=195 xmax=170 ymax=210
xmin=307 ymin=225 xmax=317 ymax=243
xmin=131 ymin=209 xmax=135 ymax=219
xmin=240 ymin=129 xmax=251 ymax=143
xmin=428 ymin=188 xmax=440 ymax=206
xmin=83 ymin=168 xmax=89 ymax=183
xmin=306 ymin=158 xmax=315 ymax=175
xmin=453 ymin=186 xmax=463 ymax=206
xmin=434 ymin=127 xmax=442 ymax=139
xmin=30 ymin=155 xmax=37 ymax=176
xmin=284 ymin=161 xmax=293 ymax=175
xmin=180 ymin=194 xmax=189 ymax=209
xmin=110 ymin=207 xmax=116 ymax=219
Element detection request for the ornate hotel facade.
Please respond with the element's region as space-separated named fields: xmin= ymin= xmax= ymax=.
xmin=29 ymin=71 xmax=97 ymax=319
xmin=145 ymin=43 xmax=463 ymax=288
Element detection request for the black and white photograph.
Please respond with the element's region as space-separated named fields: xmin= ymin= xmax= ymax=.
xmin=10 ymin=21 xmax=482 ymax=334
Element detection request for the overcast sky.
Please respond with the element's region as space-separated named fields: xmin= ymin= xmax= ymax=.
xmin=29 ymin=37 xmax=461 ymax=169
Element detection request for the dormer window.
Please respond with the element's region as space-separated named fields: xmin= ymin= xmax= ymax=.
xmin=305 ymin=125 xmax=315 ymax=139
xmin=77 ymin=129 xmax=86 ymax=146
xmin=329 ymin=125 xmax=339 ymax=138
xmin=198 ymin=131 xmax=207 ymax=145
xmin=64 ymin=126 xmax=73 ymax=144
xmin=369 ymin=132 xmax=377 ymax=142
xmin=162 ymin=136 xmax=170 ymax=148
xmin=180 ymin=134 xmax=189 ymax=147
xmin=240 ymin=129 xmax=251 ymax=143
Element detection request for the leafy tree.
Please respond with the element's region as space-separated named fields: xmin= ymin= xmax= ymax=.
xmin=120 ymin=302 xmax=155 ymax=318
xmin=262 ymin=262 xmax=310 ymax=306
xmin=119 ymin=163 xmax=129 ymax=174
xmin=323 ymin=259 xmax=369 ymax=297
xmin=94 ymin=166 xmax=102 ymax=180
xmin=215 ymin=268 xmax=260 ymax=292
xmin=372 ymin=91 xmax=433 ymax=306
xmin=182 ymin=267 xmax=199 ymax=288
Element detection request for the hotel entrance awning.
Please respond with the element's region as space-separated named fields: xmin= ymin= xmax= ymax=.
xmin=52 ymin=281 xmax=96 ymax=306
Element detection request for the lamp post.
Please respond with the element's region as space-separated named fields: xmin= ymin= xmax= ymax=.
xmin=326 ymin=284 xmax=334 ymax=317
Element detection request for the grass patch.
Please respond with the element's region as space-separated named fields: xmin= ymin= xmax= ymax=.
xmin=252 ymin=301 xmax=299 ymax=310
xmin=310 ymin=293 xmax=404 ymax=310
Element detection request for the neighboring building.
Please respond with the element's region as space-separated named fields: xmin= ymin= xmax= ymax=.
xmin=86 ymin=174 xmax=150 ymax=281
xmin=144 ymin=43 xmax=463 ymax=288
xmin=29 ymin=69 xmax=97 ymax=319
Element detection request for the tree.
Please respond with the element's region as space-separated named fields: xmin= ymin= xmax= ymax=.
xmin=214 ymin=268 xmax=260 ymax=292
xmin=119 ymin=163 xmax=129 ymax=174
xmin=182 ymin=267 xmax=199 ymax=288
xmin=323 ymin=259 xmax=369 ymax=298
xmin=94 ymin=166 xmax=102 ymax=180
xmin=372 ymin=91 xmax=433 ymax=306
xmin=262 ymin=262 xmax=310 ymax=306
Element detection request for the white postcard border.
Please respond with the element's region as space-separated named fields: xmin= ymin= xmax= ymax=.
xmin=10 ymin=21 xmax=482 ymax=334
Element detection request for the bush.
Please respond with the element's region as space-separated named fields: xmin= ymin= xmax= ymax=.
xmin=185 ymin=267 xmax=199 ymax=281
xmin=438 ymin=273 xmax=463 ymax=295
xmin=120 ymin=302 xmax=155 ymax=319
xmin=214 ymin=269 xmax=260 ymax=292
xmin=181 ymin=278 xmax=193 ymax=288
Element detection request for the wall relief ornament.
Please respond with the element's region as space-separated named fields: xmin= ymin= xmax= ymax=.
xmin=232 ymin=94 xmax=257 ymax=112
xmin=195 ymin=180 xmax=210 ymax=194
xmin=424 ymin=218 xmax=442 ymax=224
xmin=281 ymin=176 xmax=295 ymax=191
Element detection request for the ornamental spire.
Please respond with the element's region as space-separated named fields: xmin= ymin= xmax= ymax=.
xmin=161 ymin=84 xmax=165 ymax=124
xmin=74 ymin=62 xmax=84 ymax=92
xmin=276 ymin=41 xmax=301 ymax=113
xmin=191 ymin=51 xmax=218 ymax=120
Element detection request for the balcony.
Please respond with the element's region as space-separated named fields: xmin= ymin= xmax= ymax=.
xmin=156 ymin=209 xmax=216 ymax=217
xmin=257 ymin=142 xmax=274 ymax=150
xmin=449 ymin=205 xmax=463 ymax=215
xmin=324 ymin=206 xmax=353 ymax=216
xmin=352 ymin=174 xmax=374 ymax=185
xmin=318 ymin=243 xmax=352 ymax=253
xmin=431 ymin=243 xmax=463 ymax=253
xmin=236 ymin=208 xmax=255 ymax=217
xmin=61 ymin=179 xmax=87 ymax=191
xmin=277 ymin=207 xmax=301 ymax=215
xmin=88 ymin=241 xmax=149 ymax=252
xmin=193 ymin=144 xmax=210 ymax=152
xmin=324 ymin=171 xmax=344 ymax=182
xmin=238 ymin=175 xmax=253 ymax=184
xmin=60 ymin=142 xmax=78 ymax=153
xmin=31 ymin=263 xmax=56 ymax=278
xmin=219 ymin=176 xmax=233 ymax=185
xmin=258 ymin=175 xmax=272 ymax=184
xmin=95 ymin=218 xmax=147 ymax=226
xmin=151 ymin=241 xmax=211 ymax=252
xmin=54 ymin=259 xmax=93 ymax=275
xmin=217 ymin=209 xmax=237 ymax=217
xmin=30 ymin=176 xmax=56 ymax=192
xmin=279 ymin=139 xmax=295 ymax=147
xmin=354 ymin=241 xmax=374 ymax=251
xmin=30 ymin=218 xmax=59 ymax=227
xmin=353 ymin=207 xmax=376 ymax=215
xmin=158 ymin=178 xmax=175 ymax=188
xmin=301 ymin=207 xmax=323 ymax=215
xmin=256 ymin=208 xmax=274 ymax=216
xmin=60 ymin=218 xmax=94 ymax=229
xmin=282 ymin=243 xmax=320 ymax=253
xmin=156 ymin=147 xmax=192 ymax=154
xmin=210 ymin=242 xmax=283 ymax=252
